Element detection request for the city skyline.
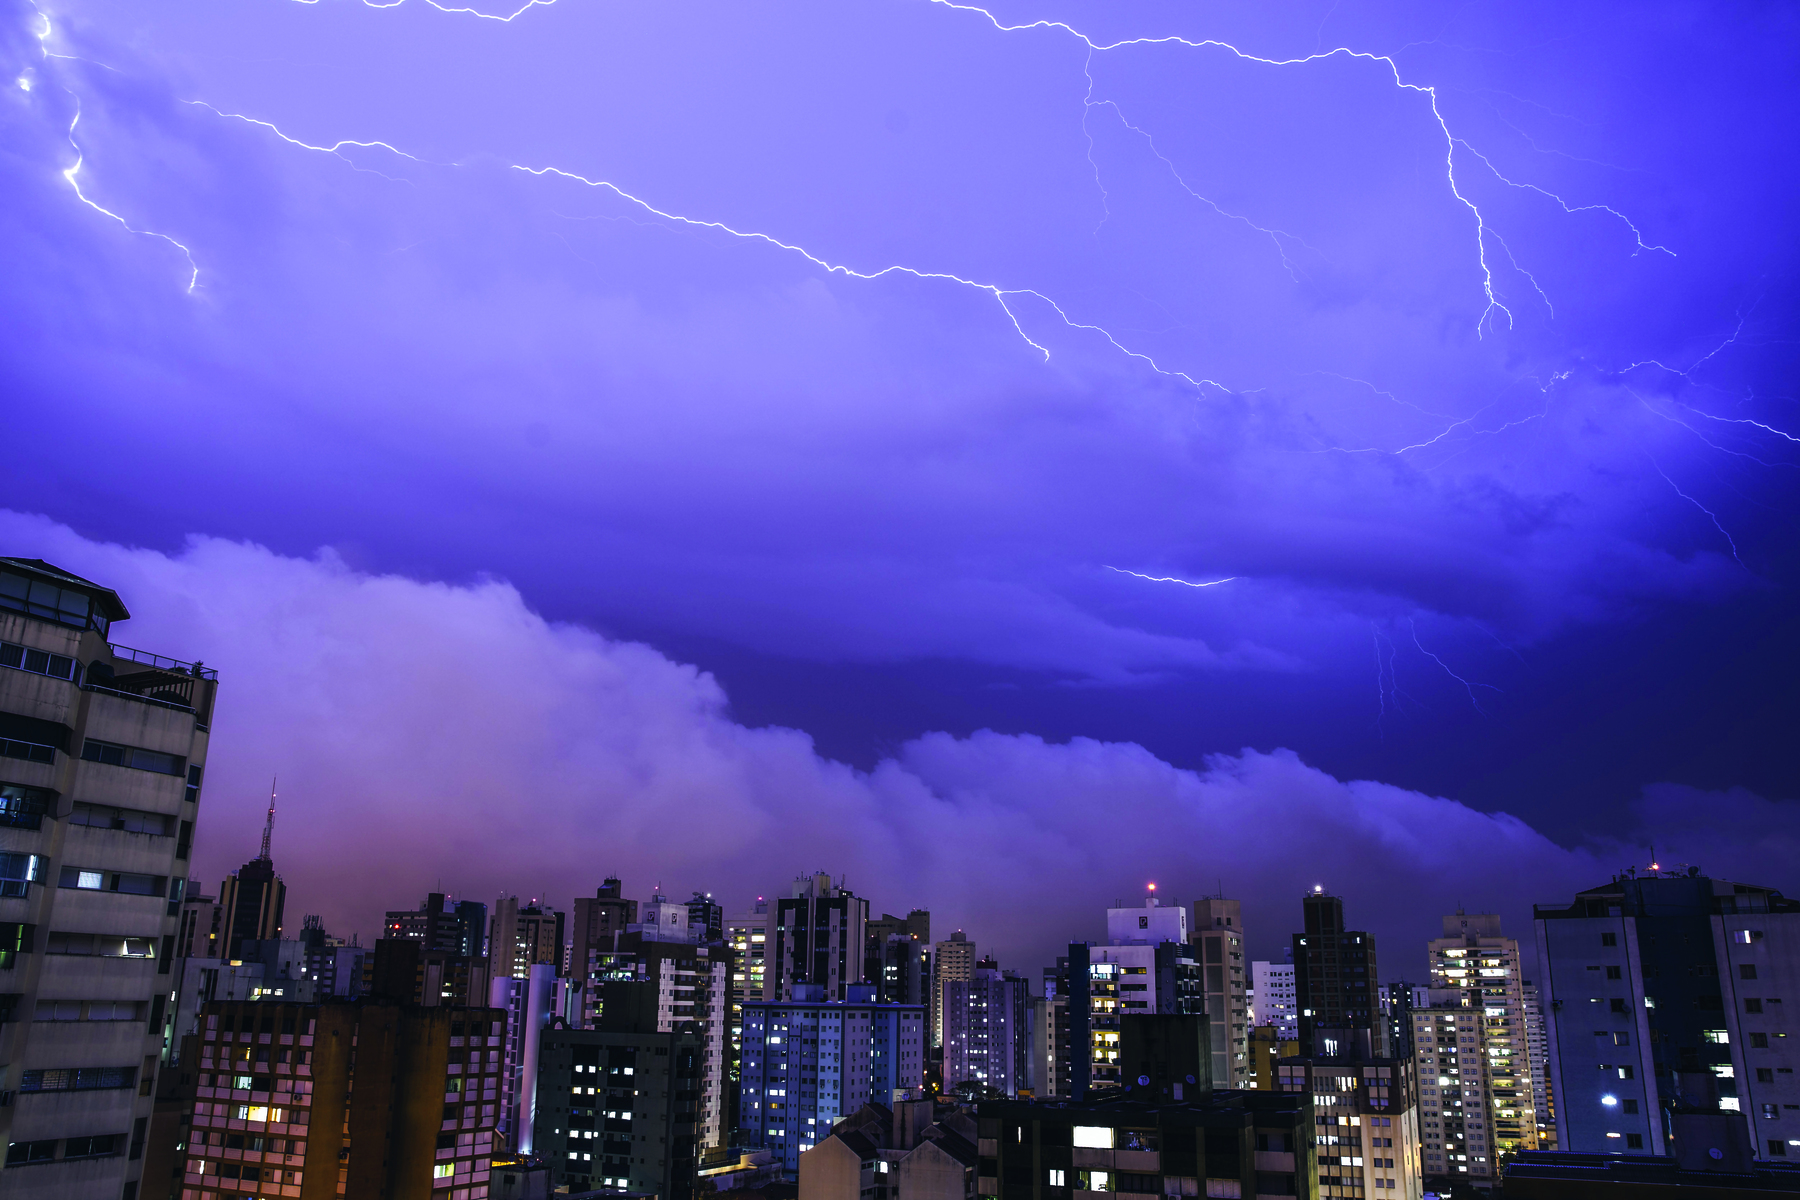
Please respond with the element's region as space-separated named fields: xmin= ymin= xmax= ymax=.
xmin=5 ymin=1 xmax=1795 ymax=983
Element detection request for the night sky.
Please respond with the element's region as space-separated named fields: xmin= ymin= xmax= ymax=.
xmin=4 ymin=0 xmax=1797 ymax=976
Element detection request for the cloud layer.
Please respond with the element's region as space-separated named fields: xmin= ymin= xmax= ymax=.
xmin=13 ymin=512 xmax=1790 ymax=973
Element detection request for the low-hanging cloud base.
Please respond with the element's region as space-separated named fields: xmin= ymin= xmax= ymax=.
xmin=6 ymin=510 xmax=1791 ymax=973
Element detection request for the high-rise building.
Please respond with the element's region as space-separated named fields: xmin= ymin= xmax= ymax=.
xmin=771 ymin=872 xmax=869 ymax=1003
xmin=1252 ymin=959 xmax=1299 ymax=1041
xmin=533 ymin=1021 xmax=706 ymax=1200
xmin=177 ymin=885 xmax=224 ymax=960
xmin=1275 ymin=1052 xmax=1423 ymax=1199
xmin=384 ymin=892 xmax=487 ymax=959
xmin=931 ymin=930 xmax=976 ymax=1049
xmin=1521 ymin=980 xmax=1556 ymax=1149
xmin=1533 ymin=867 xmax=1800 ymax=1163
xmin=578 ymin=919 xmax=731 ymax=1151
xmin=1032 ymin=992 xmax=1069 ymax=1098
xmin=174 ymin=998 xmax=504 ymax=1198
xmin=572 ymin=877 xmax=637 ymax=974
xmin=738 ymin=984 xmax=926 ymax=1174
xmin=491 ymin=962 xmax=558 ymax=1153
xmin=865 ymin=908 xmax=930 ymax=1005
xmin=1065 ymin=894 xmax=1203 ymax=1096
xmin=941 ymin=957 xmax=1031 ymax=1098
xmin=1410 ymin=912 xmax=1537 ymax=1188
xmin=369 ymin=936 xmax=493 ymax=1008
xmin=0 ymin=557 xmax=215 ymax=1199
xmin=726 ymin=894 xmax=771 ymax=1136
xmin=686 ymin=890 xmax=724 ymax=945
xmin=1192 ymin=896 xmax=1250 ymax=1088
xmin=489 ymin=896 xmax=564 ymax=981
xmin=1380 ymin=980 xmax=1429 ymax=1061
xmin=1292 ymin=888 xmax=1383 ymax=1056
xmin=217 ymin=838 xmax=285 ymax=965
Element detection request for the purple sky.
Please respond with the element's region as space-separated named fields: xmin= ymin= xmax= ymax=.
xmin=3 ymin=0 xmax=1796 ymax=973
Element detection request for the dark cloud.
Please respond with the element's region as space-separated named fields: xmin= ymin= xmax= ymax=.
xmin=3 ymin=0 xmax=1797 ymax=909
xmin=14 ymin=513 xmax=1791 ymax=974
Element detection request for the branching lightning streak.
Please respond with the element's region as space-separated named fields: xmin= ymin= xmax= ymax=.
xmin=1409 ymin=619 xmax=1500 ymax=714
xmin=1105 ymin=566 xmax=1237 ymax=588
xmin=30 ymin=10 xmax=200 ymax=292
xmin=1646 ymin=456 xmax=1744 ymax=567
xmin=1094 ymin=96 xmax=1317 ymax=281
xmin=511 ymin=163 xmax=1232 ymax=390
xmin=1454 ymin=139 xmax=1673 ymax=257
xmin=183 ymin=100 xmax=431 ymax=182
xmin=288 ymin=0 xmax=558 ymax=22
xmin=924 ymin=2 xmax=1573 ymax=335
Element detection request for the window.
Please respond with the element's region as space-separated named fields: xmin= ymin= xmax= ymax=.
xmin=1606 ymin=966 xmax=1622 ymax=980
xmin=1737 ymin=930 xmax=1764 ymax=944
xmin=0 ymin=784 xmax=54 ymax=831
xmin=1742 ymin=965 xmax=1759 ymax=980
xmin=0 ymin=640 xmax=77 ymax=681
xmin=57 ymin=868 xmax=164 ymax=896
xmin=434 ymin=1164 xmax=455 ymax=1179
xmin=1601 ymin=933 xmax=1617 ymax=947
xmin=1751 ymin=1032 xmax=1771 ymax=1048
xmin=1619 ymin=1067 xmax=1635 ymax=1080
xmin=64 ymin=1134 xmax=119 ymax=1159
xmin=0 ymin=571 xmax=103 ymax=631
xmin=20 ymin=1066 xmax=135 ymax=1092
xmin=1747 ymin=999 xmax=1765 ymax=1014
xmin=1764 ymin=1105 xmax=1780 ymax=1119
xmin=0 ymin=923 xmax=33 ymax=969
xmin=34 ymin=1000 xmax=142 ymax=1021
xmin=1613 ymin=1032 xmax=1631 ymax=1046
xmin=1759 ymin=1069 xmax=1776 ymax=1083
xmin=5 ymin=1139 xmax=56 ymax=1166
xmin=1048 ymin=1169 xmax=1066 ymax=1187
xmin=1626 ymin=1134 xmax=1643 ymax=1149
xmin=1623 ymin=1100 xmax=1638 ymax=1114
xmin=1073 ymin=1127 xmax=1115 ymax=1149
xmin=0 ymin=853 xmax=43 ymax=898
xmin=1610 ymin=999 xmax=1628 ymax=1013
xmin=0 ymin=738 xmax=54 ymax=765
xmin=69 ymin=804 xmax=172 ymax=836
xmin=80 ymin=740 xmax=183 ymax=776
xmin=1772 ymin=1141 xmax=1789 ymax=1157
xmin=43 ymin=933 xmax=157 ymax=958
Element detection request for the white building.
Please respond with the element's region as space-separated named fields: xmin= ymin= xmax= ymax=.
xmin=1253 ymin=960 xmax=1299 ymax=1041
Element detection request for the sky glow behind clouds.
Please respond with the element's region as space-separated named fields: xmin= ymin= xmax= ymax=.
xmin=3 ymin=0 xmax=1797 ymax=959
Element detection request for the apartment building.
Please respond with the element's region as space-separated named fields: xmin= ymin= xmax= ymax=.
xmin=737 ymin=985 xmax=926 ymax=1174
xmin=1534 ymin=868 xmax=1800 ymax=1163
xmin=177 ymin=998 xmax=503 ymax=1199
xmin=1192 ymin=897 xmax=1250 ymax=1089
xmin=0 ymin=558 xmax=215 ymax=1199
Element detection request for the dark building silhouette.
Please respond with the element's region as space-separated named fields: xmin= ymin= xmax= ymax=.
xmin=1292 ymin=889 xmax=1382 ymax=1057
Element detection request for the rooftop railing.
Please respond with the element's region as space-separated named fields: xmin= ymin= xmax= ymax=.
xmin=107 ymin=644 xmax=216 ymax=680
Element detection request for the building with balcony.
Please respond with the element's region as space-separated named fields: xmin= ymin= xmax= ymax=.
xmin=772 ymin=874 xmax=869 ymax=1006
xmin=176 ymin=998 xmax=503 ymax=1199
xmin=738 ymin=985 xmax=926 ymax=1174
xmin=0 ymin=557 xmax=215 ymax=1198
xmin=533 ymin=1021 xmax=705 ymax=1200
xmin=941 ymin=960 xmax=1031 ymax=1100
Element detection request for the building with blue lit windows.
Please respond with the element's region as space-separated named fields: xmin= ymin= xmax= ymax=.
xmin=738 ymin=984 xmax=925 ymax=1174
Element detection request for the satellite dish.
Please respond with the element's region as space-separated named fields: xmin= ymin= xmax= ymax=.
xmin=1138 ymin=1075 xmax=1150 ymax=1087
xmin=1709 ymin=1148 xmax=1724 ymax=1160
xmin=1186 ymin=1074 xmax=1197 ymax=1084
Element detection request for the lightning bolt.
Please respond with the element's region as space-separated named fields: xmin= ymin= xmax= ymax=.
xmin=920 ymin=1 xmax=1666 ymax=335
xmin=1409 ymin=619 xmax=1501 ymax=714
xmin=1645 ymin=456 xmax=1745 ymax=567
xmin=1105 ymin=566 xmax=1237 ymax=589
xmin=28 ymin=9 xmax=200 ymax=292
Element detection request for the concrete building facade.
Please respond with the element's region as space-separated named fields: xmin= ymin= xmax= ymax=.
xmin=0 ymin=558 xmax=215 ymax=1199
xmin=941 ymin=961 xmax=1031 ymax=1099
xmin=1192 ymin=898 xmax=1249 ymax=1089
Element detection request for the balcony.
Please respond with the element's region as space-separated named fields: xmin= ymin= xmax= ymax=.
xmin=82 ymin=645 xmax=214 ymax=716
